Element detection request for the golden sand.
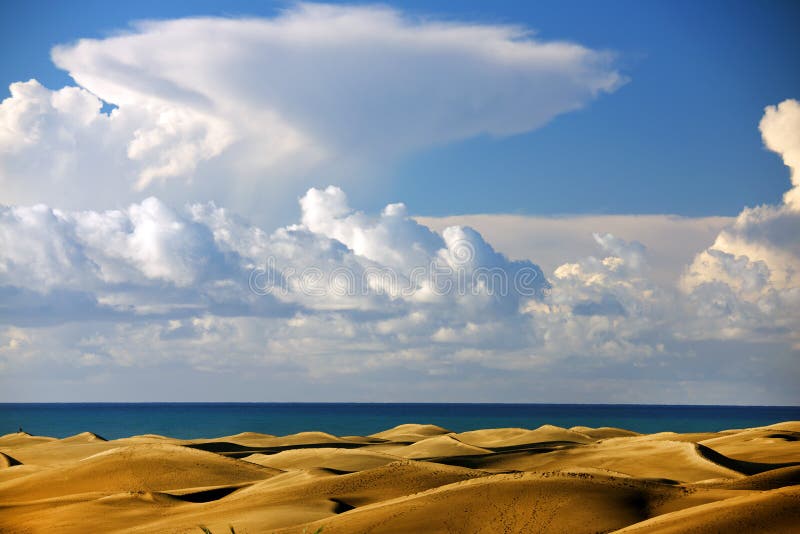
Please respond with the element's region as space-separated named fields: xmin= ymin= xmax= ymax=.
xmin=0 ymin=421 xmax=798 ymax=533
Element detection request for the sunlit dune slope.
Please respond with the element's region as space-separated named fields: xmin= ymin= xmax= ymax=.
xmin=0 ymin=421 xmax=797 ymax=533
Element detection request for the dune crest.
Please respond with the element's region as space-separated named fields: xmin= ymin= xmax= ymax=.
xmin=456 ymin=425 xmax=593 ymax=448
xmin=241 ymin=447 xmax=400 ymax=472
xmin=0 ymin=421 xmax=797 ymax=533
xmin=570 ymin=425 xmax=641 ymax=439
xmin=60 ymin=431 xmax=107 ymax=443
xmin=370 ymin=423 xmax=452 ymax=442
xmin=388 ymin=434 xmax=493 ymax=459
xmin=0 ymin=432 xmax=57 ymax=448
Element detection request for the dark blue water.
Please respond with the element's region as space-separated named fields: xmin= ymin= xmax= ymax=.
xmin=1 ymin=403 xmax=798 ymax=440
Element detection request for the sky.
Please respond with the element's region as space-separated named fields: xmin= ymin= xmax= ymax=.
xmin=0 ymin=1 xmax=798 ymax=403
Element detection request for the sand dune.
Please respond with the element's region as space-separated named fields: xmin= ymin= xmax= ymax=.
xmin=383 ymin=434 xmax=493 ymax=459
xmin=570 ymin=425 xmax=641 ymax=439
xmin=696 ymin=465 xmax=800 ymax=490
xmin=763 ymin=421 xmax=800 ymax=433
xmin=215 ymin=431 xmax=276 ymax=442
xmin=615 ymin=485 xmax=800 ymax=533
xmin=274 ymin=472 xmax=683 ymax=534
xmin=241 ymin=447 xmax=400 ymax=472
xmin=456 ymin=425 xmax=593 ymax=448
xmin=0 ymin=432 xmax=56 ymax=448
xmin=0 ymin=443 xmax=278 ymax=504
xmin=629 ymin=430 xmax=731 ymax=443
xmin=263 ymin=431 xmax=352 ymax=446
xmin=369 ymin=423 xmax=452 ymax=442
xmin=117 ymin=433 xmax=188 ymax=445
xmin=0 ymin=464 xmax=45 ymax=484
xmin=699 ymin=425 xmax=800 ymax=463
xmin=59 ymin=431 xmax=107 ymax=443
xmin=2 ymin=436 xmax=121 ymax=467
xmin=0 ymin=421 xmax=797 ymax=533
xmin=438 ymin=437 xmax=749 ymax=482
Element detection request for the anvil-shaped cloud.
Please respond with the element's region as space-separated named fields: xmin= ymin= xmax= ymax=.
xmin=0 ymin=3 xmax=622 ymax=222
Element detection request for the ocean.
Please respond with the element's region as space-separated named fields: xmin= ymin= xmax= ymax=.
xmin=2 ymin=403 xmax=799 ymax=440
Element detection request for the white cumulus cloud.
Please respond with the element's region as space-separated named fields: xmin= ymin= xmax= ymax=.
xmin=681 ymin=99 xmax=800 ymax=346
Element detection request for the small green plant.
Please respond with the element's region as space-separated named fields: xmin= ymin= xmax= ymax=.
xmin=198 ymin=525 xmax=238 ymax=534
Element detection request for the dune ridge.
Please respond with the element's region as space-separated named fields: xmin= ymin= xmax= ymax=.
xmin=0 ymin=421 xmax=797 ymax=533
xmin=0 ymin=452 xmax=21 ymax=468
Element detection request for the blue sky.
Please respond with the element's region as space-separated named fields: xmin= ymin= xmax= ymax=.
xmin=2 ymin=0 xmax=798 ymax=217
xmin=0 ymin=1 xmax=798 ymax=403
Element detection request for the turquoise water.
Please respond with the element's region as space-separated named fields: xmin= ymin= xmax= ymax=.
xmin=1 ymin=403 xmax=798 ymax=440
